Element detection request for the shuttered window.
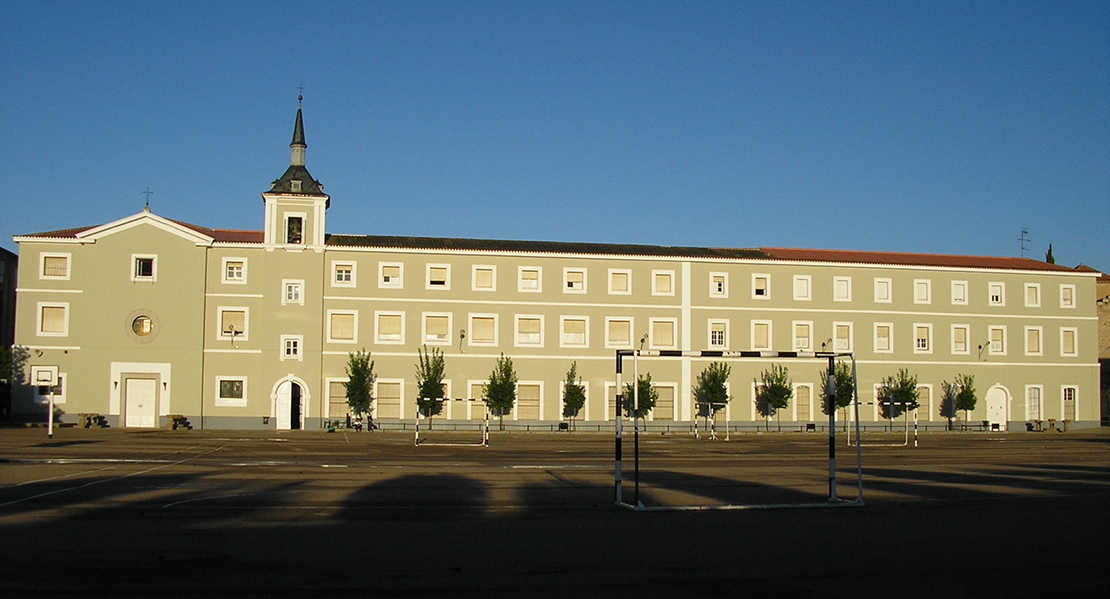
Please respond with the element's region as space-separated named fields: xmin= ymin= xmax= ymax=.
xmin=565 ymin=269 xmax=585 ymax=291
xmin=428 ymin=266 xmax=448 ymax=287
xmin=376 ymin=382 xmax=401 ymax=419
xmin=1061 ymin=328 xmax=1077 ymax=356
xmin=329 ymin=381 xmax=348 ymax=418
xmin=40 ymin=305 xmax=67 ymax=334
xmin=474 ymin=267 xmax=494 ymax=290
xmin=835 ymin=324 xmax=851 ymax=351
xmin=796 ymin=385 xmax=811 ymax=422
xmin=517 ymin=384 xmax=541 ymax=420
xmin=517 ymin=317 xmax=542 ymax=345
xmin=652 ymin=320 xmax=675 ymax=348
xmin=330 ymin=312 xmax=356 ymax=341
xmin=752 ymin=322 xmax=770 ymax=350
xmin=471 ymin=317 xmax=496 ymax=344
xmin=610 ymin=271 xmax=629 ymax=293
xmin=377 ymin=313 xmax=402 ymax=342
xmin=220 ymin=310 xmax=246 ymax=337
xmin=1026 ymin=327 xmax=1042 ymax=354
xmin=608 ymin=319 xmax=631 ymax=347
xmin=519 ymin=268 xmax=540 ymax=290
xmin=653 ymin=272 xmax=673 ymax=294
xmin=381 ymin=264 xmax=401 ymax=286
xmin=562 ymin=318 xmax=586 ymax=346
xmin=875 ymin=325 xmax=891 ymax=352
xmin=655 ymin=386 xmax=675 ymax=421
xmin=425 ymin=315 xmax=449 ymax=342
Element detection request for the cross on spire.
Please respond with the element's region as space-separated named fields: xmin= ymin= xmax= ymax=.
xmin=142 ymin=187 xmax=154 ymax=212
xmin=297 ymin=84 xmax=304 ymax=107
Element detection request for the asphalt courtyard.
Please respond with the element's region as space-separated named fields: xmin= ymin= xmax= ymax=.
xmin=1 ymin=425 xmax=1107 ymax=598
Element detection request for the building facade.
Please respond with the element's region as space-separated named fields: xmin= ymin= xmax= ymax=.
xmin=11 ymin=108 xmax=1102 ymax=431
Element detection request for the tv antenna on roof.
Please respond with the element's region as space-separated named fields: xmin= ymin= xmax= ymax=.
xmin=1018 ymin=228 xmax=1031 ymax=258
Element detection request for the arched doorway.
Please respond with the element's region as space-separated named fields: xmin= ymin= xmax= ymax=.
xmin=985 ymin=385 xmax=1010 ymax=431
xmin=272 ymin=377 xmax=310 ymax=430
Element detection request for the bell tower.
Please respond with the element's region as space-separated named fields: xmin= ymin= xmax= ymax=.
xmin=262 ymin=96 xmax=329 ymax=250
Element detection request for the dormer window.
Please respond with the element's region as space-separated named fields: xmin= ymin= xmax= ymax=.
xmin=291 ymin=180 xmax=302 ymax=193
xmin=286 ymin=216 xmax=303 ymax=244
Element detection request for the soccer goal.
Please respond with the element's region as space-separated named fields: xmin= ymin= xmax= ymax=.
xmin=614 ymin=349 xmax=864 ymax=511
xmin=414 ymin=404 xmax=490 ymax=447
xmin=847 ymin=403 xmax=919 ymax=448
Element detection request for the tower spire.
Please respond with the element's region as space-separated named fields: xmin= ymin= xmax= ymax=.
xmin=290 ymin=95 xmax=307 ymax=167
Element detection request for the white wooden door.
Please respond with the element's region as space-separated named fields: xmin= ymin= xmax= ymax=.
xmin=125 ymin=378 xmax=157 ymax=428
xmin=275 ymin=381 xmax=292 ymax=430
xmin=986 ymin=387 xmax=1007 ymax=431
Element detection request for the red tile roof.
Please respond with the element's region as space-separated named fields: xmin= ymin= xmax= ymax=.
xmin=759 ymin=247 xmax=1076 ymax=272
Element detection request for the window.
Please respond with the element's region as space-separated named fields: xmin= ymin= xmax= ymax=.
xmin=1060 ymin=285 xmax=1075 ymax=308
xmin=795 ymin=384 xmax=812 ymax=422
xmin=752 ymin=274 xmax=770 ymax=299
xmin=1025 ymin=327 xmax=1043 ymax=355
xmin=131 ymin=254 xmax=156 ymax=281
xmin=834 ymin=322 xmax=852 ymax=352
xmin=375 ymin=312 xmax=403 ymax=344
xmin=560 ymin=317 xmax=588 ymax=347
xmin=951 ymin=280 xmax=968 ymax=305
xmin=37 ymin=303 xmax=69 ymax=337
xmin=519 ymin=267 xmax=541 ymax=292
xmin=423 ymin=313 xmax=451 ymax=345
xmin=989 ymin=326 xmax=1006 ymax=355
xmin=606 ymin=318 xmax=633 ymax=348
xmin=469 ymin=315 xmax=498 ymax=346
xmin=709 ymin=273 xmax=727 ymax=297
xmin=917 ymin=385 xmax=933 ymax=421
xmin=376 ymin=380 xmax=403 ymax=419
xmin=218 ymin=307 xmax=248 ymax=340
xmin=290 ymin=180 xmax=302 ymax=193
xmin=216 ymin=377 xmax=247 ymax=407
xmin=1060 ymin=328 xmax=1078 ymax=357
xmin=222 ymin=258 xmax=246 ymax=284
xmin=751 ymin=320 xmax=771 ymax=351
xmin=472 ymin=266 xmax=495 ymax=291
xmin=874 ymin=324 xmax=892 ymax=353
xmin=653 ymin=271 xmax=674 ymax=296
xmin=951 ymin=325 xmax=970 ymax=354
xmin=564 ymin=268 xmax=586 ymax=293
xmin=328 ymin=311 xmax=357 ymax=343
xmin=281 ymin=335 xmax=303 ymax=361
xmin=650 ymin=319 xmax=676 ymax=349
xmin=282 ymin=280 xmax=304 ymax=305
xmin=609 ymin=269 xmax=631 ymax=294
xmin=833 ymin=276 xmax=851 ymax=302
xmin=708 ymin=320 xmax=728 ymax=349
xmin=40 ymin=253 xmax=70 ymax=280
xmin=914 ymin=324 xmax=932 ymax=353
xmin=332 ymin=261 xmax=356 ymax=287
xmin=874 ymin=278 xmax=892 ymax=303
xmin=989 ymin=282 xmax=1005 ymax=306
xmin=914 ymin=279 xmax=931 ymax=304
xmin=792 ymin=321 xmax=812 ymax=351
xmin=1025 ymin=284 xmax=1041 ymax=307
xmin=426 ymin=264 xmax=450 ymax=289
xmin=285 ymin=215 xmax=303 ymax=244
xmin=327 ymin=380 xmax=348 ymax=419
xmin=1025 ymin=386 xmax=1043 ymax=421
xmin=516 ymin=383 xmax=542 ymax=420
xmin=793 ymin=276 xmax=811 ymax=301
xmin=132 ymin=315 xmax=153 ymax=337
xmin=515 ymin=316 xmax=543 ymax=346
xmin=379 ymin=263 xmax=402 ymax=289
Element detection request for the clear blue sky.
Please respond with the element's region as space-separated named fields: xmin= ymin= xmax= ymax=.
xmin=3 ymin=1 xmax=1108 ymax=269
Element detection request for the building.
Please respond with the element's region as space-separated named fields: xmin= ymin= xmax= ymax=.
xmin=10 ymin=107 xmax=1102 ymax=431
xmin=1 ymin=246 xmax=17 ymax=419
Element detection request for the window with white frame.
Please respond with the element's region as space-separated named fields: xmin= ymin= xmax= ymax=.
xmin=560 ymin=317 xmax=588 ymax=347
xmin=951 ymin=325 xmax=970 ymax=354
xmin=916 ymin=385 xmax=932 ymax=421
xmin=914 ymin=279 xmax=931 ymax=304
xmin=1060 ymin=284 xmax=1075 ymax=308
xmin=222 ymin=258 xmax=246 ymax=284
xmin=564 ymin=268 xmax=586 ymax=293
xmin=375 ymin=380 xmax=403 ymax=419
xmin=327 ymin=379 xmax=347 ymax=419
xmin=708 ymin=319 xmax=728 ymax=349
xmin=874 ymin=278 xmax=892 ymax=303
xmin=469 ymin=314 xmax=498 ymax=346
xmin=285 ymin=214 xmax=304 ymax=244
xmin=793 ymin=321 xmax=812 ymax=351
xmin=650 ymin=318 xmax=676 ymax=349
xmin=332 ymin=261 xmax=356 ymax=287
xmin=951 ymin=280 xmax=968 ymax=305
xmin=874 ymin=323 xmax=892 ymax=353
xmin=516 ymin=382 xmax=542 ymax=420
xmin=989 ymin=326 xmax=1006 ymax=355
xmin=606 ymin=318 xmax=633 ymax=349
xmin=1025 ymin=326 xmax=1043 ymax=356
xmin=375 ymin=312 xmax=403 ymax=344
xmin=328 ymin=310 xmax=357 ymax=343
xmin=36 ymin=302 xmax=69 ymax=337
xmin=989 ymin=282 xmax=1005 ymax=306
xmin=653 ymin=271 xmax=674 ymax=296
xmin=132 ymin=254 xmax=157 ymax=281
xmin=40 ymin=253 xmax=71 ymax=280
xmin=1025 ymin=283 xmax=1041 ymax=307
xmin=472 ymin=266 xmax=495 ymax=291
xmin=834 ymin=322 xmax=852 ymax=351
xmin=795 ymin=384 xmax=812 ymax=422
xmin=426 ymin=264 xmax=450 ymax=289
xmin=519 ymin=267 xmax=541 ymax=292
xmin=833 ymin=276 xmax=851 ymax=302
xmin=379 ymin=263 xmax=402 ymax=288
xmin=752 ymin=274 xmax=770 ymax=299
xmin=914 ymin=324 xmax=932 ymax=353
xmin=423 ymin=313 xmax=451 ymax=345
xmin=609 ymin=269 xmax=631 ymax=295
xmin=1025 ymin=385 xmax=1042 ymax=421
xmin=709 ymin=273 xmax=727 ymax=297
xmin=216 ymin=377 xmax=247 ymax=407
xmin=218 ymin=307 xmax=248 ymax=340
xmin=751 ymin=320 xmax=772 ymax=350
xmin=793 ymin=275 xmax=812 ymax=301
xmin=282 ymin=280 xmax=304 ymax=305
xmin=1060 ymin=328 xmax=1078 ymax=357
xmin=515 ymin=315 xmax=543 ymax=346
xmin=281 ymin=335 xmax=303 ymax=361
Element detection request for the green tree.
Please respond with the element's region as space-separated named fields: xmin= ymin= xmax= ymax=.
xmin=561 ymin=362 xmax=586 ymax=429
xmin=877 ymin=368 xmax=919 ymax=424
xmin=484 ymin=354 xmax=517 ymax=430
xmin=953 ymin=373 xmax=977 ymax=423
xmin=693 ymin=362 xmax=731 ymax=420
xmin=344 ymin=349 xmax=376 ymax=418
xmin=414 ymin=346 xmax=446 ymax=418
xmin=818 ymin=361 xmax=855 ymax=425
xmin=622 ymin=373 xmax=658 ymax=420
xmin=939 ymin=379 xmax=959 ymax=430
xmin=755 ymin=364 xmax=792 ymax=431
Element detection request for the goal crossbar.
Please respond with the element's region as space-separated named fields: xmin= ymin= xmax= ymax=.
xmin=614 ymin=349 xmax=864 ymax=511
xmin=415 ymin=408 xmax=490 ymax=447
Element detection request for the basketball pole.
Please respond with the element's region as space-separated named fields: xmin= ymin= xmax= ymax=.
xmin=826 ymin=354 xmax=837 ymax=502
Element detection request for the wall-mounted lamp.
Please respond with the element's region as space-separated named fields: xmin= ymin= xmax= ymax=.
xmin=35 ymin=349 xmax=43 ymax=357
xmin=459 ymin=329 xmax=466 ymax=353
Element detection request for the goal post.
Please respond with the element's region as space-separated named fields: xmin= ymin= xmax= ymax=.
xmin=414 ymin=403 xmax=490 ymax=447
xmin=614 ymin=349 xmax=864 ymax=511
